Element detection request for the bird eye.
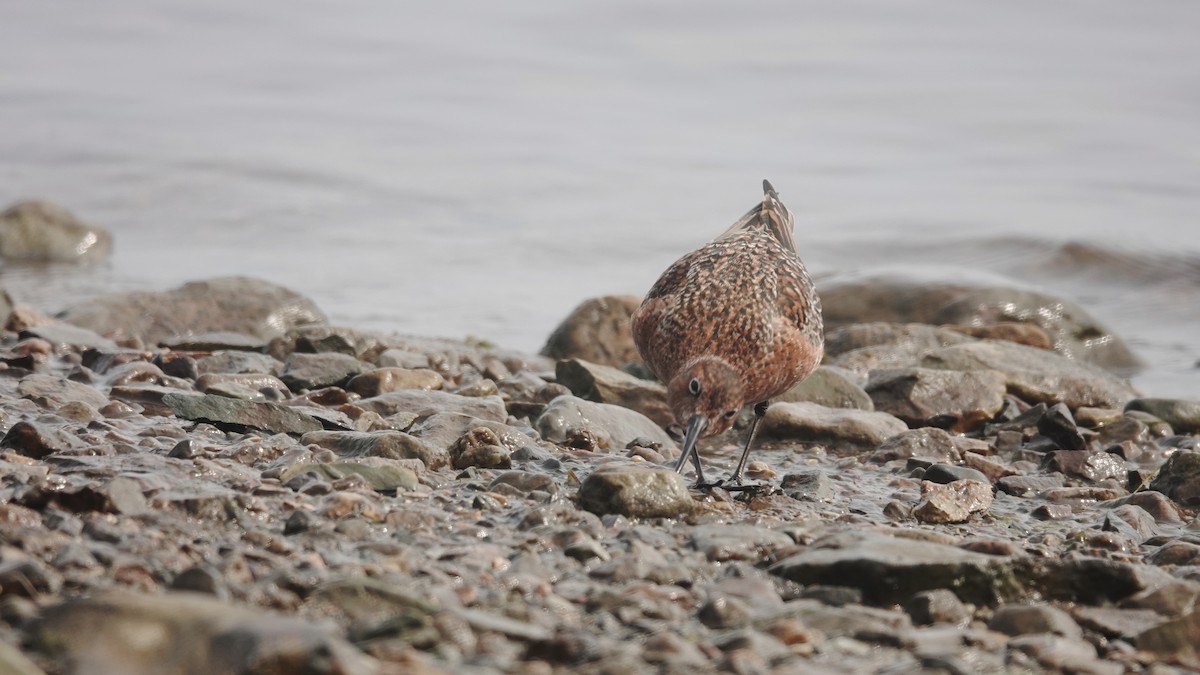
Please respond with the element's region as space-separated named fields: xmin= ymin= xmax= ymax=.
xmin=688 ymin=378 xmax=701 ymax=396
xmin=723 ymin=410 xmax=737 ymax=419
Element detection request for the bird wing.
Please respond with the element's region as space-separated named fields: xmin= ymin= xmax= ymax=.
xmin=716 ymin=179 xmax=796 ymax=253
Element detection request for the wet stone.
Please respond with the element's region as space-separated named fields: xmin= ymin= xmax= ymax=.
xmin=989 ymin=603 xmax=1083 ymax=639
xmin=536 ymin=395 xmax=676 ymax=453
xmin=449 ymin=427 xmax=512 ymax=470
xmin=20 ymin=324 xmax=118 ymax=352
xmin=160 ymin=331 xmax=268 ymax=352
xmin=345 ymin=367 xmax=444 ymax=397
xmin=279 ymin=352 xmax=367 ymax=391
xmin=17 ymin=373 xmax=109 ymax=409
xmin=1070 ymin=606 xmax=1164 ymax=641
xmin=870 ymin=427 xmax=960 ymax=463
xmin=163 ymin=393 xmax=323 ymax=435
xmin=540 ymin=295 xmax=643 ymax=369
xmin=1106 ymin=491 xmax=1183 ymax=524
xmin=758 ymin=401 xmax=908 ymax=451
xmin=1126 ymin=398 xmax=1200 ymax=434
xmin=554 ymin=358 xmax=671 ymax=428
xmin=195 ymin=350 xmax=280 ymax=376
xmin=1149 ymin=450 xmax=1200 ymax=506
xmin=904 ymin=588 xmax=970 ymax=626
xmin=576 ymin=466 xmax=694 ymax=518
xmin=963 ymin=452 xmax=1019 ymax=483
xmin=356 ymin=390 xmax=507 ymax=424
xmin=280 ymin=460 xmax=418 ymax=493
xmin=1136 ymin=609 xmax=1200 ymax=669
xmin=301 ymin=430 xmax=437 ymax=468
xmin=1 ymin=421 xmax=85 ymax=459
xmin=921 ymin=340 xmax=1138 ymax=409
xmin=1043 ymin=450 xmax=1126 ymax=483
xmin=913 ymin=479 xmax=993 ymax=524
xmin=997 ymin=474 xmax=1065 ymax=497
xmin=865 ymin=367 xmax=1006 ymax=431
xmin=691 ymin=523 xmax=793 ymax=562
xmin=1031 ymin=504 xmax=1074 ymax=521
xmin=1037 ymin=402 xmax=1086 ymax=450
xmin=776 ymin=365 xmax=874 ymax=410
xmin=780 ymin=469 xmax=834 ymax=501
xmin=922 ymin=464 xmax=990 ymax=485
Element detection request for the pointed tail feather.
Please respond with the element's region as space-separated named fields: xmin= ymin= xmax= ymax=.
xmin=717 ymin=179 xmax=797 ymax=251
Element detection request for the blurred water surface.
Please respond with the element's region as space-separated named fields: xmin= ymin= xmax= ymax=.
xmin=2 ymin=0 xmax=1199 ymax=395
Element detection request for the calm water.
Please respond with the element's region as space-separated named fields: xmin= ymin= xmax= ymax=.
xmin=2 ymin=1 xmax=1199 ymax=396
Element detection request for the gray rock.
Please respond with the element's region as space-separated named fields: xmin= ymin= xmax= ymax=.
xmin=195 ymin=373 xmax=288 ymax=400
xmin=757 ymin=401 xmax=908 ymax=451
xmin=19 ymin=324 xmax=118 ymax=351
xmin=775 ymin=365 xmax=874 ymax=410
xmin=32 ymin=591 xmax=380 ymax=674
xmin=301 ymin=430 xmax=437 ymax=468
xmin=375 ymin=348 xmax=430 ymax=369
xmin=18 ymin=373 xmax=109 ymax=409
xmin=691 ymin=523 xmax=793 ymax=561
xmin=0 ymin=199 xmax=112 ymax=262
xmin=160 ymin=331 xmax=268 ymax=352
xmin=871 ymin=427 xmax=960 ymax=463
xmin=997 ymin=474 xmax=1065 ymax=497
xmin=819 ymin=274 xmax=1142 ymax=372
xmin=1106 ymin=491 xmax=1183 ymax=524
xmin=921 ymin=340 xmax=1138 ymax=409
xmin=58 ymin=276 xmax=328 ymax=346
xmin=1043 ymin=450 xmax=1126 ymax=483
xmin=1148 ymin=450 xmax=1200 ymax=506
xmin=922 ymin=464 xmax=990 ymax=485
xmin=577 ymin=466 xmax=694 ymax=518
xmin=279 ymin=352 xmax=367 ymax=391
xmin=540 ymin=295 xmax=643 ymax=368
xmin=780 ymin=469 xmax=835 ymax=501
xmin=1126 ymin=398 xmax=1200 ymax=434
xmin=866 ymin=367 xmax=1006 ymax=431
xmin=1037 ymin=402 xmax=1086 ymax=450
xmin=1070 ymin=606 xmax=1165 ymax=641
xmin=536 ymin=395 xmax=676 ymax=452
xmin=448 ymin=427 xmax=512 ymax=470
xmin=825 ymin=322 xmax=973 ymax=359
xmin=345 ymin=367 xmax=444 ymax=397
xmin=555 ymin=358 xmax=671 ymax=427
xmin=1006 ymin=634 xmax=1108 ymax=674
xmin=770 ymin=530 xmax=1017 ymax=605
xmin=988 ymin=604 xmax=1083 ymax=638
xmin=163 ymin=392 xmax=324 ymax=435
xmin=913 ymin=479 xmax=993 ymax=524
xmin=356 ymin=390 xmax=507 ymax=424
xmin=279 ymin=459 xmax=418 ymax=492
xmin=0 ymin=421 xmax=86 ymax=459
xmin=904 ymin=589 xmax=970 ymax=626
xmin=195 ymin=351 xmax=280 ymax=376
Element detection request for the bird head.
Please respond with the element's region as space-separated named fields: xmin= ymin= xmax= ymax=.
xmin=666 ymin=356 xmax=746 ymax=450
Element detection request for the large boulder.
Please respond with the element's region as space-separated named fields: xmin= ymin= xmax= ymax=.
xmin=0 ymin=199 xmax=112 ymax=263
xmin=541 ymin=295 xmax=642 ymax=368
xmin=819 ymin=273 xmax=1142 ymax=373
xmin=58 ymin=276 xmax=327 ymax=346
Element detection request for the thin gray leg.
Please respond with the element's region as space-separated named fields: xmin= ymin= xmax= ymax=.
xmin=728 ymin=401 xmax=769 ymax=484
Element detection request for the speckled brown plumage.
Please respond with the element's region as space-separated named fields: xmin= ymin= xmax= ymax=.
xmin=631 ymin=180 xmax=824 ymax=486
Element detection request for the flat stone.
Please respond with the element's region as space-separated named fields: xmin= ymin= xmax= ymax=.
xmin=195 ymin=351 xmax=280 ymax=376
xmin=540 ymin=295 xmax=643 ymax=369
xmin=57 ymin=276 xmax=328 ymax=346
xmin=913 ymin=479 xmax=993 ymax=524
xmin=963 ymin=452 xmax=1019 ymax=483
xmin=160 ymin=331 xmax=268 ymax=351
xmin=776 ymin=365 xmax=874 ymax=410
xmin=17 ymin=373 xmax=109 ymax=409
xmin=1126 ymin=398 xmax=1200 ymax=434
xmin=757 ymin=402 xmax=908 ymax=451
xmin=555 ymin=358 xmax=671 ymax=427
xmin=824 ymin=322 xmax=973 ymax=359
xmin=19 ymin=324 xmax=118 ymax=351
xmin=904 ymin=589 xmax=970 ymax=626
xmin=997 ymin=475 xmax=1065 ymax=498
xmin=345 ymin=368 xmax=444 ymax=397
xmin=1071 ymin=606 xmax=1165 ymax=641
xmin=769 ymin=530 xmax=1018 ymax=606
xmin=1136 ymin=609 xmax=1200 ymax=669
xmin=691 ymin=523 xmax=793 ymax=562
xmin=537 ymin=395 xmax=676 ymax=452
xmin=780 ymin=469 xmax=834 ymax=501
xmin=1105 ymin=491 xmax=1183 ymax=524
xmin=871 ymin=427 xmax=960 ymax=463
xmin=163 ymin=393 xmax=324 ymax=435
xmin=988 ymin=604 xmax=1083 ymax=639
xmin=1031 ymin=504 xmax=1074 ymax=521
xmin=0 ymin=421 xmax=86 ymax=459
xmin=921 ymin=340 xmax=1138 ymax=409
xmin=923 ymin=464 xmax=990 ymax=485
xmin=577 ymin=466 xmax=694 ymax=518
xmin=301 ymin=430 xmax=437 ymax=468
xmin=280 ymin=352 xmax=367 ymax=391
xmin=279 ymin=459 xmax=418 ymax=492
xmin=356 ymin=390 xmax=508 ymax=424
xmin=31 ymin=591 xmax=379 ymax=674
xmin=866 ymin=367 xmax=1006 ymax=431
xmin=195 ymin=373 xmax=289 ymax=399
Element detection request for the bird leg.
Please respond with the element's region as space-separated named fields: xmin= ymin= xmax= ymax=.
xmin=727 ymin=401 xmax=770 ymax=485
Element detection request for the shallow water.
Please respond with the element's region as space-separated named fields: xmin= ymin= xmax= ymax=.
xmin=2 ymin=0 xmax=1199 ymax=396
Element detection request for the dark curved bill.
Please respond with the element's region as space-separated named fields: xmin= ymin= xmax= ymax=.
xmin=675 ymin=414 xmax=707 ymax=476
